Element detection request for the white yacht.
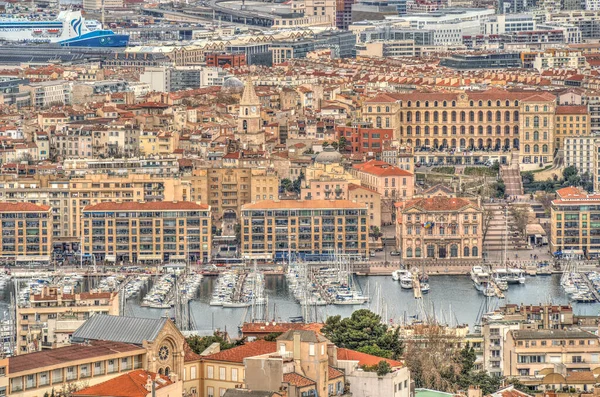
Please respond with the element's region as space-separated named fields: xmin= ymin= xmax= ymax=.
xmin=471 ymin=266 xmax=495 ymax=297
xmin=392 ymin=269 xmax=409 ymax=281
xmin=400 ymin=272 xmax=413 ymax=289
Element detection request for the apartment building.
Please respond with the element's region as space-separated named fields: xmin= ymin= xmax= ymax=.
xmin=482 ymin=304 xmax=575 ymax=376
xmin=396 ymin=187 xmax=483 ymax=261
xmin=201 ymin=340 xmax=277 ymax=397
xmin=20 ymin=80 xmax=71 ymax=109
xmin=564 ymin=136 xmax=595 ymax=175
xmin=550 ymin=186 xmax=600 ymax=258
xmin=0 ymin=202 xmax=52 ymax=264
xmin=532 ymin=49 xmax=588 ymax=72
xmin=554 ymin=105 xmax=590 ymax=149
xmin=185 ymin=168 xmax=278 ymax=219
xmin=8 ymin=341 xmax=145 ymax=397
xmin=70 ymin=174 xmax=190 ymax=239
xmin=16 ymin=286 xmax=119 ymax=355
xmin=82 ymin=201 xmax=211 ymax=263
xmin=350 ymin=160 xmax=414 ymax=200
xmin=520 ymin=93 xmax=556 ymax=166
xmin=240 ymin=199 xmax=369 ymax=261
xmin=503 ymin=329 xmax=600 ymax=378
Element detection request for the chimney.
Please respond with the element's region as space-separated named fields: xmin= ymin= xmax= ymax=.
xmin=293 ymin=331 xmax=301 ymax=360
xmin=145 ymin=375 xmax=153 ymax=391
xmin=468 ymin=386 xmax=482 ymax=397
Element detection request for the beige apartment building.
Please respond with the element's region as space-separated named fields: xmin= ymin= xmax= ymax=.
xmin=550 ymin=186 xmax=600 ymax=258
xmin=554 ymin=105 xmax=591 ymax=149
xmin=396 ymin=187 xmax=483 ymax=261
xmin=185 ymin=168 xmax=278 ymax=219
xmin=16 ymin=286 xmax=120 ymax=355
xmin=8 ymin=341 xmax=146 ymax=397
xmin=503 ymin=329 xmax=600 ymax=379
xmin=351 ymin=160 xmax=414 ymax=200
xmin=240 ymin=199 xmax=370 ymax=261
xmin=82 ymin=201 xmax=211 ymax=264
xmin=0 ymin=202 xmax=52 ymax=264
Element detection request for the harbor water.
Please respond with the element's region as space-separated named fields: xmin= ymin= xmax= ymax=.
xmin=121 ymin=273 xmax=600 ymax=335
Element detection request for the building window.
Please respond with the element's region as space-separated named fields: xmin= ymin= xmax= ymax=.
xmin=219 ymin=367 xmax=226 ymax=380
xmin=309 ymin=343 xmax=315 ymax=356
xmin=231 ymin=368 xmax=238 ymax=382
xmin=208 ymin=387 xmax=214 ymax=397
xmin=207 ymin=366 xmax=214 ymax=379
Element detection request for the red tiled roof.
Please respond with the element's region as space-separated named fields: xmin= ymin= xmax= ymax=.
xmin=203 ymin=340 xmax=276 ymax=363
xmin=9 ymin=341 xmax=144 ymax=374
xmin=555 ymin=105 xmax=588 ymax=115
xmin=73 ymin=370 xmax=173 ymax=397
xmin=353 ymin=160 xmax=413 ymax=177
xmin=566 ymin=372 xmax=596 ymax=383
xmin=84 ymin=201 xmax=209 ymax=211
xmin=184 ymin=341 xmax=201 ymax=362
xmin=403 ymin=196 xmax=474 ymax=211
xmin=32 ymin=291 xmax=114 ymax=302
xmin=328 ymin=366 xmax=344 ymax=379
xmin=336 ymin=348 xmax=403 ymax=367
xmin=283 ymin=372 xmax=316 ymax=388
xmin=242 ymin=200 xmax=366 ymax=210
xmin=0 ymin=202 xmax=51 ymax=212
xmin=241 ymin=322 xmax=324 ymax=335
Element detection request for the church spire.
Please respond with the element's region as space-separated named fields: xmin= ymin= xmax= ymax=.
xmin=240 ymin=77 xmax=259 ymax=106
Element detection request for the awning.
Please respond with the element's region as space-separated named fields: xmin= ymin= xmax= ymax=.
xmin=526 ymin=223 xmax=546 ymax=236
xmin=15 ymin=255 xmax=51 ymax=262
xmin=138 ymin=254 xmax=162 ymax=260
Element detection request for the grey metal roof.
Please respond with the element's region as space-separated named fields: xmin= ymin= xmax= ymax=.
xmin=511 ymin=329 xmax=596 ymax=340
xmin=72 ymin=314 xmax=167 ymax=345
xmin=277 ymin=329 xmax=329 ymax=343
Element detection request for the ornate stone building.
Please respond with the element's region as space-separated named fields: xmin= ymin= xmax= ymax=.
xmin=396 ymin=186 xmax=483 ymax=262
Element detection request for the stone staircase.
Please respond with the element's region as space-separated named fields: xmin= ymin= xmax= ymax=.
xmin=483 ymin=203 xmax=529 ymax=260
xmin=500 ymin=153 xmax=524 ymax=196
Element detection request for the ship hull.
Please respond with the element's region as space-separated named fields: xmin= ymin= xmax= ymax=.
xmin=59 ymin=31 xmax=129 ymax=47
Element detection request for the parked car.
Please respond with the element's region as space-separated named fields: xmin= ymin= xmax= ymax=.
xmin=390 ymin=251 xmax=401 ymax=256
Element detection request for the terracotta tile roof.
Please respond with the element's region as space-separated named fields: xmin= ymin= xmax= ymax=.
xmin=403 ymin=196 xmax=474 ymax=212
xmin=0 ymin=202 xmax=51 ymax=212
xmin=328 ymin=366 xmax=344 ymax=379
xmin=9 ymin=341 xmax=144 ymax=374
xmin=283 ymin=372 xmax=316 ymax=388
xmin=84 ymin=201 xmax=209 ymax=211
xmin=348 ymin=183 xmax=379 ymax=194
xmin=336 ymin=348 xmax=403 ymax=367
xmin=353 ymin=160 xmax=413 ymax=177
xmin=32 ymin=291 xmax=114 ymax=302
xmin=566 ymin=372 xmax=596 ymax=383
xmin=203 ymin=340 xmax=276 ymax=363
xmin=184 ymin=341 xmax=201 ymax=362
xmin=555 ymin=105 xmax=588 ymax=115
xmin=490 ymin=386 xmax=534 ymax=397
xmin=554 ymin=186 xmax=600 ymax=203
xmin=241 ymin=322 xmax=323 ymax=335
xmin=73 ymin=370 xmax=173 ymax=397
xmin=242 ymin=199 xmax=366 ymax=210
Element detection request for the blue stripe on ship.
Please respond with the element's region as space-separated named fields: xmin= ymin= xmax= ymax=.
xmin=59 ymin=30 xmax=129 ymax=47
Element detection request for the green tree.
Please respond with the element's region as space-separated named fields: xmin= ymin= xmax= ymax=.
xmin=376 ymin=360 xmax=392 ymax=377
xmin=563 ymin=166 xmax=578 ymax=180
xmin=338 ymin=136 xmax=348 ymax=152
xmin=369 ymin=226 xmax=383 ymax=241
xmin=357 ymin=344 xmax=392 ymax=359
xmin=186 ymin=333 xmax=243 ymax=355
xmin=280 ymin=178 xmax=293 ymax=193
xmin=264 ymin=332 xmax=283 ymax=341
xmin=321 ymin=309 xmax=404 ymax=359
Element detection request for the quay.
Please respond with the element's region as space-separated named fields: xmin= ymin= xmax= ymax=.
xmin=581 ymin=273 xmax=600 ymax=303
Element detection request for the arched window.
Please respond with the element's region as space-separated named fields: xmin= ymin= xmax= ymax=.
xmin=425 ymin=101 xmax=429 ymax=107
xmin=450 ymin=244 xmax=458 ymax=257
xmin=416 ymin=126 xmax=421 ymax=135
xmin=433 ymin=126 xmax=439 ymax=135
xmin=505 ymin=126 xmax=510 ymax=134
xmin=243 ymin=120 xmax=247 ymax=130
xmin=406 ymin=111 xmax=412 ymax=122
xmin=533 ymin=144 xmax=539 ymax=153
xmin=245 ymin=108 xmax=249 ymax=116
xmin=415 ymin=111 xmax=421 ymax=122
xmin=525 ymin=118 xmax=530 ymax=127
xmin=525 ymin=144 xmax=530 ymax=153
xmin=464 ymin=246 xmax=470 ymax=257
xmin=469 ymin=111 xmax=475 ymax=122
xmin=386 ymin=106 xmax=390 ymax=112
xmin=416 ymin=101 xmax=420 ymax=107
xmin=377 ymin=106 xmax=381 ymax=112
xmin=451 ymin=111 xmax=457 ymax=122
xmin=487 ymin=100 xmax=492 ymax=107
xmin=496 ymin=111 xmax=501 ymax=122
xmin=543 ymin=131 xmax=547 ymax=140
xmin=442 ymin=126 xmax=448 ymax=135
xmin=424 ymin=111 xmax=430 ymax=122
xmin=452 ymin=126 xmax=457 ymax=135
xmin=533 ymin=116 xmax=539 ymax=128
xmin=461 ymin=126 xmax=466 ymax=135
xmin=399 ymin=112 xmax=403 ymax=122
xmin=505 ymin=111 xmax=510 ymax=122
xmin=460 ymin=138 xmax=466 ymax=147
xmin=478 ymin=111 xmax=483 ymax=122
xmin=496 ymin=126 xmax=501 ymax=135
xmin=376 ymin=116 xmax=382 ymax=128
xmin=525 ymin=132 xmax=529 ymax=140
xmin=407 ymin=126 xmax=412 ymax=135
xmin=406 ymin=247 xmax=412 ymax=258
xmin=533 ymin=131 xmax=539 ymax=140
xmin=460 ymin=111 xmax=466 ymax=122
xmin=478 ymin=101 xmax=483 ymax=106
xmin=368 ymin=106 xmax=372 ymax=112
xmin=487 ymin=126 xmax=492 ymax=135
xmin=487 ymin=111 xmax=492 ymax=122
xmin=433 ymin=111 xmax=439 ymax=122
xmin=442 ymin=111 xmax=448 ymax=122
xmin=427 ymin=245 xmax=435 ymax=258
xmin=472 ymin=247 xmax=478 ymax=257
xmin=424 ymin=126 xmax=430 ymax=135
xmin=470 ymin=101 xmax=474 ymax=106
xmin=469 ymin=126 xmax=475 ymax=134
xmin=544 ymin=105 xmax=548 ymax=112
xmin=407 ymin=101 xmax=412 ymax=107
xmin=415 ymin=247 xmax=422 ymax=257
xmin=496 ymin=100 xmax=501 ymax=107
xmin=525 ymin=105 xmax=530 ymax=112
xmin=478 ymin=126 xmax=484 ymax=135
xmin=543 ymin=144 xmax=548 ymax=153
xmin=535 ymin=105 xmax=539 ymax=112
xmin=513 ymin=111 xmax=519 ymax=122
xmin=543 ymin=117 xmax=548 ymax=127
xmin=514 ymin=126 xmax=519 ymax=135
xmin=505 ymin=100 xmax=510 ymax=106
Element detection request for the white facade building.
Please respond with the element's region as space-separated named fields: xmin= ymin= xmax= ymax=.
xmin=565 ymin=136 xmax=596 ymax=175
xmin=20 ymin=80 xmax=71 ymax=109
